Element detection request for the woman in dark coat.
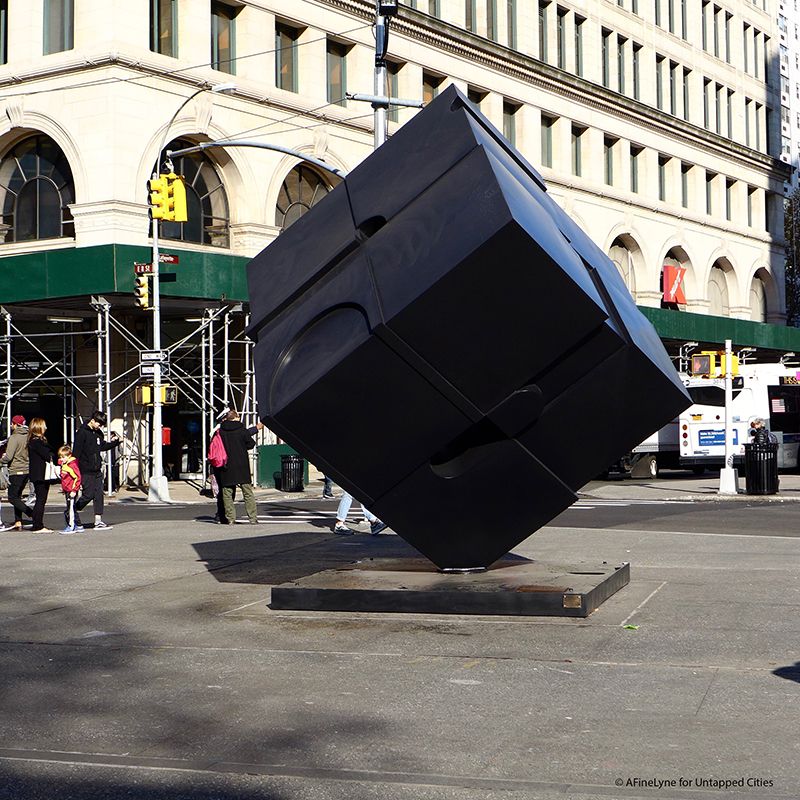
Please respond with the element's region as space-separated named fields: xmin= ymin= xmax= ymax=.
xmin=217 ymin=411 xmax=258 ymax=524
xmin=27 ymin=417 xmax=57 ymax=533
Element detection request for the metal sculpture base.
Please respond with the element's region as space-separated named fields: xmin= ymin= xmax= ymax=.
xmin=270 ymin=557 xmax=630 ymax=618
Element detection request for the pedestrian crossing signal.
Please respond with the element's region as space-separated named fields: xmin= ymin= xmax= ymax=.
xmin=135 ymin=385 xmax=178 ymax=405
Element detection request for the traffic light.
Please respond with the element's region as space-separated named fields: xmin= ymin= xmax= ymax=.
xmin=691 ymin=351 xmax=739 ymax=377
xmin=164 ymin=172 xmax=188 ymax=223
xmin=134 ymin=275 xmax=151 ymax=309
xmin=148 ymin=175 xmax=169 ymax=219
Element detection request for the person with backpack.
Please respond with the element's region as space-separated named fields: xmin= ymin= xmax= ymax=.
xmin=212 ymin=410 xmax=259 ymax=525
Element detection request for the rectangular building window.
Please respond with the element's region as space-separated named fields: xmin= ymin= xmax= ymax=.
xmin=541 ymin=114 xmax=555 ymax=167
xmin=571 ymin=125 xmax=584 ymax=176
xmin=703 ymin=78 xmax=710 ymax=128
xmin=668 ymin=0 xmax=675 ymax=33
xmin=726 ymin=89 xmax=733 ymax=138
xmin=681 ymin=163 xmax=690 ymax=208
xmin=763 ymin=35 xmax=770 ymax=86
xmin=706 ymin=172 xmax=715 ymax=215
xmin=725 ymin=179 xmax=734 ymax=221
xmin=466 ymin=0 xmax=477 ymax=32
xmin=755 ymin=102 xmax=762 ymax=149
xmin=680 ymin=0 xmax=687 ymax=39
xmin=715 ymin=83 xmax=723 ymax=133
xmin=211 ymin=0 xmax=236 ymax=74
xmin=753 ymin=30 xmax=760 ymax=79
xmin=602 ymin=29 xmax=612 ymax=88
xmin=743 ymin=23 xmax=750 ymax=72
xmin=630 ymin=146 xmax=641 ymax=193
xmin=275 ymin=23 xmax=299 ymax=93
xmin=656 ymin=55 xmax=664 ymax=110
xmin=507 ymin=0 xmax=517 ymax=48
xmin=747 ymin=187 xmax=754 ymax=227
xmin=632 ymin=0 xmax=638 ymax=13
xmin=575 ymin=16 xmax=585 ymax=77
xmin=701 ymin=1 xmax=708 ymax=50
xmin=327 ymin=40 xmax=348 ymax=105
xmin=538 ymin=1 xmax=549 ymax=62
xmin=387 ymin=61 xmax=401 ymax=122
xmin=617 ymin=36 xmax=626 ymax=94
xmin=557 ymin=7 xmax=567 ymax=69
xmin=487 ymin=0 xmax=497 ymax=40
xmin=712 ymin=5 xmax=720 ymax=58
xmin=43 ymin=0 xmax=74 ymax=54
xmin=655 ymin=0 xmax=661 ymax=27
xmin=658 ymin=155 xmax=669 ymax=202
xmin=428 ymin=0 xmax=440 ymax=13
xmin=633 ymin=44 xmax=641 ymax=100
xmin=669 ymin=61 xmax=678 ymax=115
xmin=0 ymin=0 xmax=7 ymax=64
xmin=422 ymin=71 xmax=443 ymax=105
xmin=744 ymin=98 xmax=751 ymax=146
xmin=682 ymin=68 xmax=691 ymax=121
xmin=604 ymin=137 xmax=616 ymax=185
xmin=724 ymin=13 xmax=731 ymax=63
xmin=503 ymin=101 xmax=519 ymax=147
xmin=150 ymin=0 xmax=177 ymax=57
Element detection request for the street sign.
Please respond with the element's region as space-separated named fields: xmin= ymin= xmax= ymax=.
xmin=140 ymin=362 xmax=171 ymax=377
xmin=159 ymin=253 xmax=179 ymax=264
xmin=140 ymin=350 xmax=169 ymax=363
xmin=134 ymin=262 xmax=155 ymax=275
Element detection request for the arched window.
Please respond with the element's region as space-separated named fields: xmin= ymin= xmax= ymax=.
xmin=160 ymin=139 xmax=229 ymax=247
xmin=708 ymin=262 xmax=731 ymax=316
xmin=275 ymin=165 xmax=340 ymax=230
xmin=608 ymin=235 xmax=639 ymax=295
xmin=750 ymin=276 xmax=767 ymax=321
xmin=0 ymin=134 xmax=75 ymax=242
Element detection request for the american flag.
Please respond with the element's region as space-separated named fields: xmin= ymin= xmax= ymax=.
xmin=772 ymin=398 xmax=786 ymax=413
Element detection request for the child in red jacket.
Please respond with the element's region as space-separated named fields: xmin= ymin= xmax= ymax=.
xmin=58 ymin=445 xmax=84 ymax=534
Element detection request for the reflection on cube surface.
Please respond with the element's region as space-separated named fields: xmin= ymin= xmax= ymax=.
xmin=246 ymin=86 xmax=690 ymax=570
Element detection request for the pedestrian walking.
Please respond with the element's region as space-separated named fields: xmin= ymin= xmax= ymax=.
xmin=58 ymin=445 xmax=84 ymax=534
xmin=333 ymin=491 xmax=386 ymax=536
xmin=216 ymin=410 xmax=258 ymax=525
xmin=27 ymin=418 xmax=57 ymax=533
xmin=1 ymin=415 xmax=33 ymax=530
xmin=322 ymin=474 xmax=335 ymax=499
xmin=73 ymin=411 xmax=121 ymax=530
xmin=210 ymin=412 xmax=262 ymax=524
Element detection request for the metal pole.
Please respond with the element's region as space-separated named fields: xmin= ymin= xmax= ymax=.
xmin=223 ymin=310 xmax=230 ymax=411
xmin=374 ymin=9 xmax=388 ymax=148
xmin=3 ymin=308 xmax=11 ymax=436
xmin=96 ymin=304 xmax=103 ymax=414
xmin=201 ymin=312 xmax=209 ymax=480
xmin=148 ymin=214 xmax=170 ymax=501
xmin=104 ymin=302 xmax=113 ymax=496
xmin=719 ymin=338 xmax=738 ymax=495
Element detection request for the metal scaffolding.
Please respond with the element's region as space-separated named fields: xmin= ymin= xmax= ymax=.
xmin=0 ymin=297 xmax=262 ymax=493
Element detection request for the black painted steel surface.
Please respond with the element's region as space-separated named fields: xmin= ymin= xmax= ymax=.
xmin=246 ymin=86 xmax=691 ymax=570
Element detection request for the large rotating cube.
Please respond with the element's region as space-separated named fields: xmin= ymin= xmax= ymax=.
xmin=246 ymin=86 xmax=691 ymax=570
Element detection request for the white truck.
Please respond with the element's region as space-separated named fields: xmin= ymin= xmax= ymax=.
xmin=609 ymin=364 xmax=800 ymax=478
xmin=678 ymin=363 xmax=800 ymax=470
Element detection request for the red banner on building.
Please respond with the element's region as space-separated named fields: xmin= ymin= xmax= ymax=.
xmin=662 ymin=264 xmax=686 ymax=304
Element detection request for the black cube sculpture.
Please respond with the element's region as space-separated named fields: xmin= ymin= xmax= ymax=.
xmin=247 ymin=86 xmax=690 ymax=571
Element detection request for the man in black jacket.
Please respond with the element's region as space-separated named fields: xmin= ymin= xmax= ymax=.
xmin=217 ymin=410 xmax=258 ymax=524
xmin=73 ymin=411 xmax=121 ymax=530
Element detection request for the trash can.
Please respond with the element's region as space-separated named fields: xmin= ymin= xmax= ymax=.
xmin=744 ymin=442 xmax=779 ymax=495
xmin=280 ymin=454 xmax=305 ymax=493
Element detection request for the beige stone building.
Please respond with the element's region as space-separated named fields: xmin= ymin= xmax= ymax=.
xmin=0 ymin=0 xmax=796 ymax=477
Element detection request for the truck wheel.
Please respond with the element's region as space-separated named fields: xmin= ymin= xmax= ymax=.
xmin=630 ymin=454 xmax=658 ymax=479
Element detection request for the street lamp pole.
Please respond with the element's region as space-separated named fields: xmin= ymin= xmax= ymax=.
xmin=148 ymin=82 xmax=235 ymax=503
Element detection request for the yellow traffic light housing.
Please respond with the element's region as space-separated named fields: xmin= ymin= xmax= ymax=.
xmin=691 ymin=350 xmax=739 ymax=377
xmin=135 ymin=385 xmax=178 ymax=405
xmin=148 ymin=175 xmax=169 ymax=219
xmin=164 ymin=172 xmax=188 ymax=223
xmin=134 ymin=275 xmax=151 ymax=309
